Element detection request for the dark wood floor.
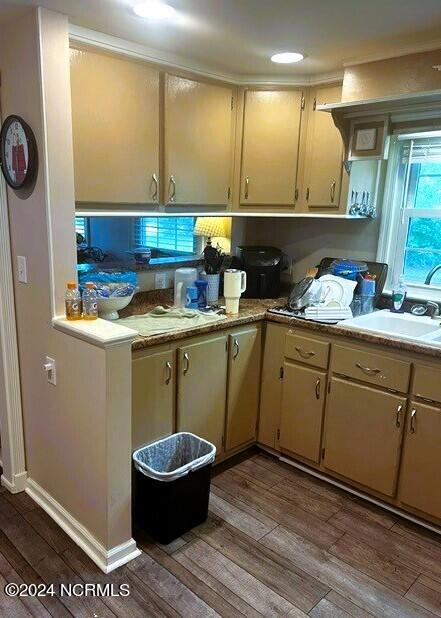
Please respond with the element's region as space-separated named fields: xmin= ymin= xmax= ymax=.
xmin=1 ymin=452 xmax=441 ymax=616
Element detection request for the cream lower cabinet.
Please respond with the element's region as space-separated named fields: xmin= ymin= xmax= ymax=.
xmin=399 ymin=400 xmax=441 ymax=520
xmin=132 ymin=348 xmax=174 ymax=450
xmin=280 ymin=362 xmax=326 ymax=463
xmin=323 ymin=377 xmax=405 ymax=497
xmin=177 ymin=335 xmax=228 ymax=452
xmin=225 ymin=327 xmax=261 ymax=451
xmin=258 ymin=323 xmax=287 ymax=449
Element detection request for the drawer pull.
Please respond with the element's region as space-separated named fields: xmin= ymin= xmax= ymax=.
xmin=355 ymin=362 xmax=381 ymax=376
xmin=165 ymin=361 xmax=172 ymax=385
xmin=315 ymin=378 xmax=321 ymax=400
xmin=396 ymin=403 xmax=403 ymax=427
xmin=295 ymin=346 xmax=316 ymax=359
xmin=183 ymin=352 xmax=190 ymax=375
xmin=233 ymin=338 xmax=240 ymax=359
xmin=410 ymin=408 xmax=417 ymax=433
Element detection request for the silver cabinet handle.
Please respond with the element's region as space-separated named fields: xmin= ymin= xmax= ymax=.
xmin=244 ymin=176 xmax=249 ymax=199
xmin=315 ymin=378 xmax=321 ymax=400
xmin=151 ymin=173 xmax=159 ymax=201
xmin=410 ymin=408 xmax=417 ymax=433
xmin=355 ymin=362 xmax=381 ymax=375
xmin=396 ymin=403 xmax=403 ymax=427
xmin=165 ymin=361 xmax=172 ymax=385
xmin=183 ymin=352 xmax=189 ymax=375
xmin=233 ymin=338 xmax=239 ymax=359
xmin=295 ymin=346 xmax=315 ymax=359
xmin=169 ymin=175 xmax=176 ymax=202
xmin=330 ymin=180 xmax=336 ymax=202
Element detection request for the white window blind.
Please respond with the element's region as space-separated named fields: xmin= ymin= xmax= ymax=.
xmin=133 ymin=217 xmax=196 ymax=254
xmin=75 ymin=217 xmax=88 ymax=242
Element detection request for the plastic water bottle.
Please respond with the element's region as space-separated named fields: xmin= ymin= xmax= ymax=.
xmin=82 ymin=282 xmax=98 ymax=320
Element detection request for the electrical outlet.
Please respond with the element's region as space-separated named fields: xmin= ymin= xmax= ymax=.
xmin=17 ymin=256 xmax=28 ymax=283
xmin=43 ymin=357 xmax=56 ymax=386
xmin=155 ymin=272 xmax=168 ymax=289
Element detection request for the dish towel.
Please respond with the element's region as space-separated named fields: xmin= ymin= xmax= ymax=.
xmin=117 ymin=305 xmax=227 ymax=337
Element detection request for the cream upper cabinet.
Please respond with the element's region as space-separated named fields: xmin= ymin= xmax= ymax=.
xmin=399 ymin=401 xmax=441 ymax=520
xmin=177 ymin=335 xmax=228 ymax=452
xmin=132 ymin=349 xmax=174 ymax=450
xmin=324 ymin=377 xmax=405 ymax=497
xmin=70 ymin=48 xmax=160 ymax=204
xmin=240 ymin=89 xmax=303 ymax=206
xmin=280 ymin=362 xmax=326 ymax=463
xmin=164 ymin=74 xmax=234 ymax=206
xmin=225 ymin=328 xmax=261 ymax=451
xmin=302 ymin=84 xmax=344 ymax=209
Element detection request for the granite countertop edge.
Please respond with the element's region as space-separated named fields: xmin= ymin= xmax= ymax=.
xmin=130 ymin=299 xmax=441 ymax=359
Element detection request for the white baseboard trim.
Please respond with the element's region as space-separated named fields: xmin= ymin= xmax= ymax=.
xmin=1 ymin=471 xmax=28 ymax=494
xmin=26 ymin=478 xmax=141 ymax=573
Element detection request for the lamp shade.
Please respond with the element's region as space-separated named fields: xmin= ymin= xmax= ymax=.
xmin=194 ymin=217 xmax=227 ymax=238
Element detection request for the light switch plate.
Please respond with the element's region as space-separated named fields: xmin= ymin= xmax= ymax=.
xmin=17 ymin=256 xmax=27 ymax=283
xmin=43 ymin=356 xmax=56 ymax=386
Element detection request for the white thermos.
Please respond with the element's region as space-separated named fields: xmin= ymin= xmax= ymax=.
xmin=224 ymin=269 xmax=247 ymax=314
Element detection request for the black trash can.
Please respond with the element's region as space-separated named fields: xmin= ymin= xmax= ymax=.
xmin=133 ymin=432 xmax=216 ymax=544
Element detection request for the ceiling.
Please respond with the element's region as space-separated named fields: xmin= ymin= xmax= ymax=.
xmin=1 ymin=0 xmax=441 ymax=80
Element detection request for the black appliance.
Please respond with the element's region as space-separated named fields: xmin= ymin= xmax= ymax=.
xmin=235 ymin=246 xmax=282 ymax=298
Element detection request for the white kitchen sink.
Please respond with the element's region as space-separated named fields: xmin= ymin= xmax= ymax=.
xmin=339 ymin=309 xmax=441 ymax=344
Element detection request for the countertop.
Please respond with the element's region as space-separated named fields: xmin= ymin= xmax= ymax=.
xmin=128 ymin=296 xmax=441 ymax=358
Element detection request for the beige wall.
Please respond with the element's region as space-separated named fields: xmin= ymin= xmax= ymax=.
xmin=240 ymin=216 xmax=381 ymax=282
xmin=0 ymin=8 xmax=132 ymax=555
xmin=342 ymin=49 xmax=441 ymax=102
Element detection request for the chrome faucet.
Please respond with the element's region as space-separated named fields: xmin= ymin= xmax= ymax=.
xmin=425 ymin=264 xmax=441 ymax=285
xmin=426 ymin=301 xmax=440 ymax=319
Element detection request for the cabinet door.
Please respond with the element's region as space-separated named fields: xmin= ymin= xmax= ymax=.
xmin=280 ymin=362 xmax=326 ymax=463
xmin=399 ymin=401 xmax=441 ymax=519
xmin=164 ymin=74 xmax=233 ymax=205
xmin=240 ymin=90 xmax=303 ymax=206
xmin=177 ymin=336 xmax=228 ymax=452
xmin=258 ymin=323 xmax=287 ymax=449
xmin=132 ymin=350 xmax=174 ymax=450
xmin=303 ymin=85 xmax=343 ymax=208
xmin=324 ymin=378 xmax=405 ymax=496
xmin=226 ymin=328 xmax=261 ymax=451
xmin=70 ymin=48 xmax=160 ymax=204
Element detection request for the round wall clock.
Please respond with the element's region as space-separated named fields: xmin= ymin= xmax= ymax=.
xmin=0 ymin=115 xmax=38 ymax=191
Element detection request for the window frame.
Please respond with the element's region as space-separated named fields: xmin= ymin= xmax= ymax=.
xmin=377 ymin=132 xmax=441 ymax=301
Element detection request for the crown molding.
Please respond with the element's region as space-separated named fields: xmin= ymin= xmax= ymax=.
xmin=343 ymin=38 xmax=441 ymax=68
xmin=68 ymin=24 xmax=343 ymax=86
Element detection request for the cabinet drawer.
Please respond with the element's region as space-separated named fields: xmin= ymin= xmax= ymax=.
xmin=413 ymin=365 xmax=441 ymax=403
xmin=285 ymin=332 xmax=329 ymax=369
xmin=332 ymin=344 xmax=411 ymax=392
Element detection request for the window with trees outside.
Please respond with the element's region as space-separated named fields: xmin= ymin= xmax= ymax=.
xmin=379 ymin=133 xmax=441 ymax=298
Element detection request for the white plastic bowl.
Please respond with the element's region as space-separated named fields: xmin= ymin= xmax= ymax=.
xmin=97 ymin=294 xmax=134 ymax=320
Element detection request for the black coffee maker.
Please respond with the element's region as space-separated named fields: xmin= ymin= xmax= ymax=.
xmin=235 ymin=246 xmax=282 ymax=298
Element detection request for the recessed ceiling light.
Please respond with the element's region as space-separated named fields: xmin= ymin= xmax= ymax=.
xmin=271 ymin=52 xmax=304 ymax=64
xmin=133 ymin=2 xmax=176 ymax=20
